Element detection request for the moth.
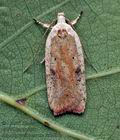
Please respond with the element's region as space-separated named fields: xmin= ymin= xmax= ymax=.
xmin=34 ymin=12 xmax=86 ymax=116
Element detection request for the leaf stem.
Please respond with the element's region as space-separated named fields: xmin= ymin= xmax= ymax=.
xmin=0 ymin=91 xmax=94 ymax=140
xmin=0 ymin=67 xmax=118 ymax=139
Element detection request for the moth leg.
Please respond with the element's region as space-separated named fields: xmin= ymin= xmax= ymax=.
xmin=70 ymin=11 xmax=83 ymax=26
xmin=23 ymin=63 xmax=32 ymax=73
xmin=40 ymin=57 xmax=45 ymax=64
xmin=85 ymin=56 xmax=98 ymax=72
xmin=23 ymin=57 xmax=44 ymax=73
xmin=83 ymin=48 xmax=98 ymax=72
xmin=33 ymin=18 xmax=51 ymax=29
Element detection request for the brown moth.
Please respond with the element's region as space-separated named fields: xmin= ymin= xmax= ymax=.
xmin=34 ymin=12 xmax=86 ymax=116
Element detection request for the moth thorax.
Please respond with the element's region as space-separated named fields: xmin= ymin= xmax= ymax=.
xmin=57 ymin=12 xmax=66 ymax=23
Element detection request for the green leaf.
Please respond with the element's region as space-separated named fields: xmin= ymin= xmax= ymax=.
xmin=0 ymin=0 xmax=120 ymax=140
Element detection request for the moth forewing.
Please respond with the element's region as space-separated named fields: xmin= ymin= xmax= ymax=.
xmin=44 ymin=12 xmax=86 ymax=116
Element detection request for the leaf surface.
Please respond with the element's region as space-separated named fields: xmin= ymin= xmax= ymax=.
xmin=0 ymin=0 xmax=120 ymax=140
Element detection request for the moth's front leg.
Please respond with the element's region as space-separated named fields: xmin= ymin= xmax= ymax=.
xmin=33 ymin=18 xmax=51 ymax=29
xmin=70 ymin=11 xmax=83 ymax=26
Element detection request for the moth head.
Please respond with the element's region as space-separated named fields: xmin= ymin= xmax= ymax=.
xmin=58 ymin=12 xmax=65 ymax=17
xmin=57 ymin=12 xmax=65 ymax=23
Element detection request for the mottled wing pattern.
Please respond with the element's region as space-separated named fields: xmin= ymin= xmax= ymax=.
xmin=45 ymin=25 xmax=86 ymax=115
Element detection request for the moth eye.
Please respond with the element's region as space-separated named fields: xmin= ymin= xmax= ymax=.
xmin=72 ymin=57 xmax=74 ymax=59
xmin=54 ymin=57 xmax=56 ymax=61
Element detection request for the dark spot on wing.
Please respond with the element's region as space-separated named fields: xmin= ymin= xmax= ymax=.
xmin=75 ymin=67 xmax=81 ymax=82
